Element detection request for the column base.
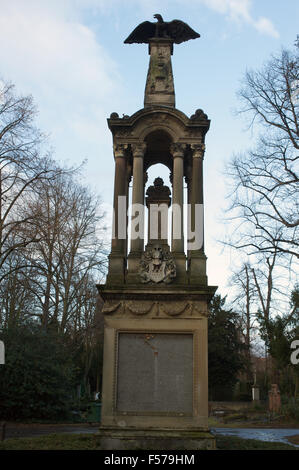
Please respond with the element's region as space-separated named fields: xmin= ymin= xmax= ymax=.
xmin=189 ymin=251 xmax=207 ymax=285
xmin=127 ymin=251 xmax=142 ymax=284
xmin=172 ymin=252 xmax=187 ymax=283
xmin=97 ymin=426 xmax=216 ymax=450
xmin=106 ymin=253 xmax=125 ymax=286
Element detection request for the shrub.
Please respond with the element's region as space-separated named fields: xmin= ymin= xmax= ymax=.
xmin=281 ymin=402 xmax=299 ymax=421
xmin=0 ymin=323 xmax=77 ymax=420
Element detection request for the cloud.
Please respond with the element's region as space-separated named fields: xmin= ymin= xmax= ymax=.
xmin=83 ymin=0 xmax=280 ymax=39
xmin=0 ymin=0 xmax=123 ymax=176
xmin=253 ymin=17 xmax=279 ymax=38
xmin=0 ymin=1 xmax=119 ymax=98
xmin=199 ymin=0 xmax=279 ymax=38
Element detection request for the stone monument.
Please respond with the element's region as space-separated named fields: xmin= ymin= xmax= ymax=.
xmin=268 ymin=384 xmax=281 ymax=413
xmin=252 ymin=370 xmax=260 ymax=402
xmin=97 ymin=15 xmax=217 ymax=450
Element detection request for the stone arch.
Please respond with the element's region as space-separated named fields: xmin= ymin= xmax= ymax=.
xmin=130 ymin=109 xmax=188 ymax=143
xmin=144 ymin=129 xmax=173 ymax=171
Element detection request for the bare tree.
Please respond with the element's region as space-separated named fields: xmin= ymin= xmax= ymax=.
xmin=0 ymin=78 xmax=107 ymax=399
xmin=0 ymin=252 xmax=38 ymax=327
xmin=224 ymin=40 xmax=299 ymax=260
xmin=230 ymin=262 xmax=257 ymax=377
xmin=0 ymin=79 xmax=65 ymax=281
xmin=23 ymin=172 xmax=107 ymax=328
xmin=0 ymin=79 xmax=107 ymax=335
xmin=54 ymin=179 xmax=107 ymax=332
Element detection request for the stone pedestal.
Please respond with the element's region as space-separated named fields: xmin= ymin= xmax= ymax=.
xmin=96 ymin=427 xmax=216 ymax=450
xmin=97 ymin=286 xmax=216 ymax=434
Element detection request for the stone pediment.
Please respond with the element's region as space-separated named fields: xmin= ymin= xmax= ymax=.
xmin=107 ymin=106 xmax=210 ymax=143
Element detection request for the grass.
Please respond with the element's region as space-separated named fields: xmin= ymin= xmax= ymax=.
xmin=286 ymin=435 xmax=299 ymax=446
xmin=0 ymin=433 xmax=101 ymax=450
xmin=208 ymin=414 xmax=299 ymax=428
xmin=0 ymin=433 xmax=297 ymax=450
xmin=215 ymin=434 xmax=298 ymax=450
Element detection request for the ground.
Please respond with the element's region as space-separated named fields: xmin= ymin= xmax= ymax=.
xmin=0 ymin=432 xmax=297 ymax=450
xmin=208 ymin=413 xmax=299 ymax=428
xmin=0 ymin=408 xmax=298 ymax=450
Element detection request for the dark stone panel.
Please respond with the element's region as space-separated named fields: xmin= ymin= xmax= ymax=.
xmin=117 ymin=333 xmax=193 ymax=413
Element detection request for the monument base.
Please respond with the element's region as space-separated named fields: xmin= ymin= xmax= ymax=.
xmin=96 ymin=427 xmax=216 ymax=450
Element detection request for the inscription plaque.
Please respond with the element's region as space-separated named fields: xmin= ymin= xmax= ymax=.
xmin=116 ymin=333 xmax=193 ymax=414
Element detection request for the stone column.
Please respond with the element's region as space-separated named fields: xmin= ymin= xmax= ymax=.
xmin=128 ymin=143 xmax=146 ymax=275
xmin=111 ymin=144 xmax=128 ymax=253
xmin=125 ymin=164 xmax=132 ymax=260
xmin=185 ymin=166 xmax=192 ymax=264
xmin=107 ymin=143 xmax=128 ymax=285
xmin=170 ymin=143 xmax=186 ymax=280
xmin=189 ymin=143 xmax=207 ymax=285
xmin=191 ymin=143 xmax=205 ymax=248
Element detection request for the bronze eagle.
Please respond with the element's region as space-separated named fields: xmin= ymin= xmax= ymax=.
xmin=124 ymin=14 xmax=200 ymax=45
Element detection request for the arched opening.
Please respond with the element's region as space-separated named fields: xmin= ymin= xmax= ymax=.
xmin=144 ymin=163 xmax=172 ymax=247
xmin=144 ymin=130 xmax=173 ymax=171
xmin=145 ymin=164 xmax=189 ymax=254
xmin=127 ymin=130 xmax=189 ymax=256
xmin=127 ymin=162 xmax=172 ymax=255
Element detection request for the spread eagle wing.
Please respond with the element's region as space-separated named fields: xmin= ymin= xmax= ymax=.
xmin=124 ymin=21 xmax=156 ymax=44
xmin=166 ymin=19 xmax=200 ymax=44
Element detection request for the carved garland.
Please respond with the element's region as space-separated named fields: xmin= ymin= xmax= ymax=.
xmin=191 ymin=302 xmax=208 ymax=317
xmin=159 ymin=302 xmax=191 ymax=317
xmin=102 ymin=302 xmax=122 ymax=314
xmin=126 ymin=301 xmax=157 ymax=316
xmin=101 ymin=300 xmax=208 ymax=317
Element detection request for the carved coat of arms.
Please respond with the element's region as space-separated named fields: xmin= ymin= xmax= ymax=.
xmin=139 ymin=244 xmax=176 ymax=284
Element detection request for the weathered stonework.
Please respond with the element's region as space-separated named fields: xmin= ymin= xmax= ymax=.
xmin=139 ymin=245 xmax=176 ymax=284
xmin=97 ymin=33 xmax=217 ymax=450
xmin=144 ymin=39 xmax=175 ymax=108
xmin=97 ymin=428 xmax=216 ymax=450
xmin=101 ymin=299 xmax=209 ymax=318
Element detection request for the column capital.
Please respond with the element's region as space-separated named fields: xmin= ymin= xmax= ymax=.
xmin=131 ymin=142 xmax=147 ymax=158
xmin=170 ymin=142 xmax=186 ymax=158
xmin=113 ymin=143 xmax=128 ymax=158
xmin=191 ymin=143 xmax=205 ymax=159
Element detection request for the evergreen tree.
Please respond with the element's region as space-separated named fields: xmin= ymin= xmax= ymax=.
xmin=0 ymin=322 xmax=78 ymax=420
xmin=208 ymin=295 xmax=247 ymax=400
xmin=257 ymin=286 xmax=299 ymax=396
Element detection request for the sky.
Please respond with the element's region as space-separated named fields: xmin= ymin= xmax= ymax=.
xmin=0 ymin=0 xmax=298 ymax=296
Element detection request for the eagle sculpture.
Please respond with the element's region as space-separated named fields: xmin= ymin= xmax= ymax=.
xmin=124 ymin=14 xmax=200 ymax=45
